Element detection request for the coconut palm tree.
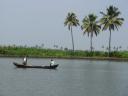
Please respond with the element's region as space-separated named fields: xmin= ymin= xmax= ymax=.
xmin=64 ymin=12 xmax=79 ymax=52
xmin=81 ymin=14 xmax=101 ymax=52
xmin=100 ymin=5 xmax=124 ymax=56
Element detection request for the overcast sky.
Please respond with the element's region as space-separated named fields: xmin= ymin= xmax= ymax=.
xmin=0 ymin=0 xmax=127 ymax=50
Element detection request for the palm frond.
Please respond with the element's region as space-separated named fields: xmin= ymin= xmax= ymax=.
xmin=100 ymin=5 xmax=124 ymax=32
xmin=100 ymin=12 xmax=106 ymax=16
xmin=64 ymin=12 xmax=79 ymax=31
xmin=81 ymin=14 xmax=101 ymax=37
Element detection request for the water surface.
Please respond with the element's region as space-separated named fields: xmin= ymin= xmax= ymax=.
xmin=0 ymin=58 xmax=128 ymax=96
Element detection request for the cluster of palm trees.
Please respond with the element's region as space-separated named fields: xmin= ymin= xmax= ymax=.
xmin=64 ymin=5 xmax=124 ymax=57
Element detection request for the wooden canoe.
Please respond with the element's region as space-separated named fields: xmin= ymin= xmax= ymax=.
xmin=13 ymin=62 xmax=59 ymax=69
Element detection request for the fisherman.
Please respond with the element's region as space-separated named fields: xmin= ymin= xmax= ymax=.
xmin=23 ymin=56 xmax=27 ymax=65
xmin=50 ymin=59 xmax=55 ymax=66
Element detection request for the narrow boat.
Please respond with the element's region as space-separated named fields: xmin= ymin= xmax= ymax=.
xmin=13 ymin=62 xmax=59 ymax=69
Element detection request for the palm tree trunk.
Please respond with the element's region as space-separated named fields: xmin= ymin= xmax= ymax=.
xmin=90 ymin=32 xmax=93 ymax=52
xmin=70 ymin=27 xmax=74 ymax=52
xmin=108 ymin=29 xmax=111 ymax=57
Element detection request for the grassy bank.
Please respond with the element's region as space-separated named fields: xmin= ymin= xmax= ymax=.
xmin=0 ymin=46 xmax=128 ymax=60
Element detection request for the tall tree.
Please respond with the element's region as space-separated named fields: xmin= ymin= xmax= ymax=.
xmin=81 ymin=14 xmax=101 ymax=52
xmin=100 ymin=5 xmax=124 ymax=56
xmin=64 ymin=12 xmax=79 ymax=52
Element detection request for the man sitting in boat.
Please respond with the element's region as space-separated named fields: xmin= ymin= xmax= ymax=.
xmin=50 ymin=59 xmax=55 ymax=66
xmin=23 ymin=56 xmax=27 ymax=65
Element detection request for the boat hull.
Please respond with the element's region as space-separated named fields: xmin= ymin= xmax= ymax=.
xmin=13 ymin=62 xmax=59 ymax=69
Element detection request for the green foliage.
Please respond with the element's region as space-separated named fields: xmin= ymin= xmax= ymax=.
xmin=64 ymin=12 xmax=79 ymax=51
xmin=0 ymin=46 xmax=128 ymax=58
xmin=81 ymin=14 xmax=101 ymax=52
xmin=100 ymin=5 xmax=124 ymax=57
xmin=81 ymin=14 xmax=101 ymax=36
xmin=64 ymin=12 xmax=79 ymax=30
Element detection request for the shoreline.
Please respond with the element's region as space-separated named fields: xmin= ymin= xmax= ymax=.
xmin=0 ymin=46 xmax=128 ymax=62
xmin=1 ymin=55 xmax=128 ymax=62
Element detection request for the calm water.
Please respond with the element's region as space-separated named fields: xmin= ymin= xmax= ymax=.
xmin=0 ymin=58 xmax=128 ymax=96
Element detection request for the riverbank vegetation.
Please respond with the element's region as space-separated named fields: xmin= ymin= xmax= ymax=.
xmin=0 ymin=45 xmax=128 ymax=59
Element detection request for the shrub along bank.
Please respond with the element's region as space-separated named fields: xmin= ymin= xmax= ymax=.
xmin=0 ymin=46 xmax=128 ymax=59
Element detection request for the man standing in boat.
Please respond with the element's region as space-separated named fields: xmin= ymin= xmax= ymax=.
xmin=50 ymin=59 xmax=55 ymax=66
xmin=23 ymin=56 xmax=27 ymax=65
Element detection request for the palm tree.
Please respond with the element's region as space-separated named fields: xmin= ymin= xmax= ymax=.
xmin=100 ymin=5 xmax=124 ymax=56
xmin=81 ymin=14 xmax=101 ymax=52
xmin=64 ymin=12 xmax=79 ymax=52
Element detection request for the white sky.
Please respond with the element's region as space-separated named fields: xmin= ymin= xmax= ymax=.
xmin=0 ymin=0 xmax=127 ymax=50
